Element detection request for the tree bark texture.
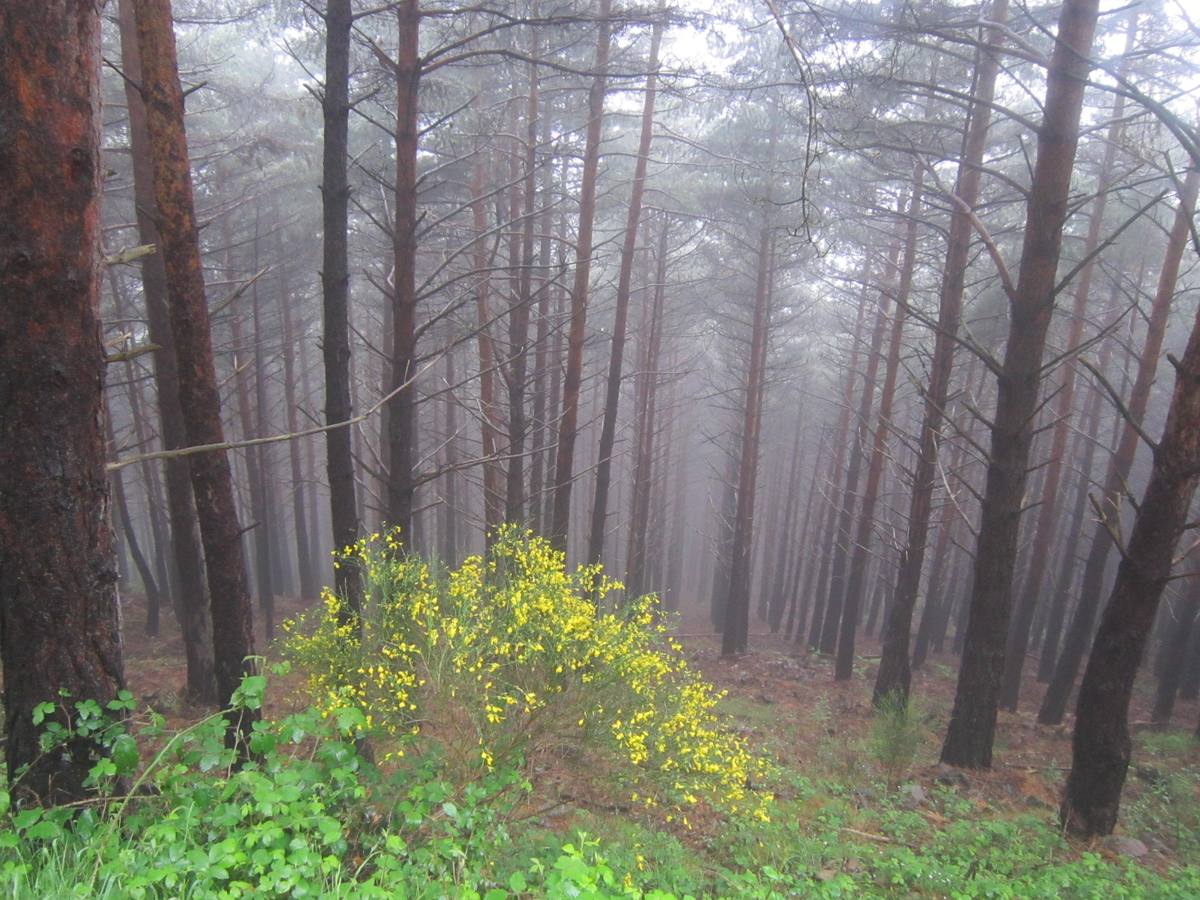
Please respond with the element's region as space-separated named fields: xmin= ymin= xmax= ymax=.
xmin=134 ymin=0 xmax=257 ymax=739
xmin=0 ymin=0 xmax=126 ymax=802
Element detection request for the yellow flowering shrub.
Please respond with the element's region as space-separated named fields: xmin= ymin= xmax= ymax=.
xmin=283 ymin=526 xmax=770 ymax=820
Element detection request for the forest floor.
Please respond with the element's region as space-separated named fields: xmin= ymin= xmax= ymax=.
xmin=117 ymin=592 xmax=1200 ymax=896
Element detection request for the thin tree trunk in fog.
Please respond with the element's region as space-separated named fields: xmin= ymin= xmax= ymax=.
xmin=711 ymin=440 xmax=740 ymax=632
xmin=588 ymin=16 xmax=663 ymax=569
xmin=1000 ymin=21 xmax=1134 ymax=711
xmin=106 ymin=413 xmax=163 ymax=634
xmin=320 ymin=0 xmax=362 ymax=614
xmin=550 ymin=0 xmax=612 ymax=553
xmin=837 ymin=166 xmax=922 ymax=681
xmin=941 ymin=0 xmax=1100 ymax=769
xmin=874 ymin=0 xmax=1006 ymax=704
xmin=441 ymin=343 xmax=460 ymax=564
xmin=250 ymin=219 xmax=278 ymax=635
xmin=504 ymin=46 xmax=540 ymax=525
xmin=277 ymin=243 xmax=319 ymax=600
xmin=0 ymin=0 xmax=127 ymax=803
xmin=528 ymin=129 xmax=556 ymax=534
xmin=1061 ymin=284 xmax=1200 ymax=835
xmin=1151 ymin=575 xmax=1200 ymax=725
xmin=769 ymin=416 xmax=806 ymax=631
xmin=472 ymin=158 xmax=505 ymax=538
xmin=118 ymin=0 xmax=215 ymax=700
xmin=720 ymin=208 xmax=775 ymax=657
xmin=386 ymin=0 xmax=422 ymax=540
xmin=627 ymin=221 xmax=670 ymax=599
xmin=134 ymin=0 xmax=257 ymax=740
xmin=1039 ymin=166 xmax=1199 ymax=725
xmin=1037 ymin=286 xmax=1121 ymax=682
xmin=821 ymin=243 xmax=896 ymax=654
xmin=229 ymin=241 xmax=276 ymax=641
xmin=806 ymin=284 xmax=870 ymax=647
xmin=784 ymin=430 xmax=826 ymax=640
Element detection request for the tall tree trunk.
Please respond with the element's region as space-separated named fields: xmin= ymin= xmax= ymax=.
xmin=768 ymin=416 xmax=806 ymax=631
xmin=874 ymin=0 xmax=1006 ymax=704
xmin=1036 ymin=291 xmax=1120 ymax=682
xmin=386 ymin=0 xmax=422 ymax=540
xmin=1061 ymin=279 xmax=1200 ymax=835
xmin=588 ymin=16 xmax=663 ymax=568
xmin=441 ymin=342 xmax=460 ymax=565
xmin=805 ymin=283 xmax=871 ymax=647
xmin=999 ymin=19 xmax=1135 ymax=711
xmin=941 ymin=0 xmax=1100 ymax=769
xmin=277 ymin=245 xmax=319 ymax=600
xmin=134 ymin=0 xmax=257 ymax=741
xmin=321 ymin=0 xmax=362 ymax=614
xmin=472 ymin=157 xmax=505 ymax=538
xmin=1038 ymin=165 xmax=1199 ymax=724
xmin=549 ymin=0 xmax=612 ymax=553
xmin=0 ymin=0 xmax=126 ymax=803
xmin=504 ymin=46 xmax=541 ymax=525
xmin=720 ymin=208 xmax=775 ymax=657
xmin=627 ymin=221 xmax=671 ymax=599
xmin=837 ymin=166 xmax=923 ymax=681
xmin=821 ymin=241 xmax=897 ymax=654
xmin=118 ymin=0 xmax=215 ymax=700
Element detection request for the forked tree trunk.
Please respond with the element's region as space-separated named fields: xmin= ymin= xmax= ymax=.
xmin=135 ymin=0 xmax=257 ymax=741
xmin=118 ymin=0 xmax=215 ymax=700
xmin=0 ymin=0 xmax=127 ymax=803
xmin=1039 ymin=166 xmax=1199 ymax=724
xmin=1061 ymin=280 xmax=1200 ymax=835
xmin=941 ymin=0 xmax=1100 ymax=769
xmin=874 ymin=0 xmax=1006 ymax=704
xmin=550 ymin=0 xmax=612 ymax=553
xmin=588 ymin=16 xmax=663 ymax=568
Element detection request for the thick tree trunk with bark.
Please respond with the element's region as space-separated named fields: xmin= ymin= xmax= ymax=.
xmin=588 ymin=17 xmax=663 ymax=568
xmin=0 ymin=0 xmax=126 ymax=802
xmin=134 ymin=0 xmax=257 ymax=740
xmin=118 ymin=0 xmax=215 ymax=700
xmin=550 ymin=0 xmax=612 ymax=553
xmin=941 ymin=0 xmax=1099 ymax=769
xmin=1061 ymin=287 xmax=1200 ymax=835
xmin=874 ymin=0 xmax=1006 ymax=704
xmin=1039 ymin=166 xmax=1199 ymax=725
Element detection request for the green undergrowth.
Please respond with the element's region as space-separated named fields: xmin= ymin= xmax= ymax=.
xmin=0 ymin=532 xmax=1197 ymax=896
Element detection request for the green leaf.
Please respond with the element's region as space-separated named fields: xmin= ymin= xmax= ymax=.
xmin=111 ymin=733 xmax=140 ymax=775
xmin=508 ymin=871 xmax=528 ymax=893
